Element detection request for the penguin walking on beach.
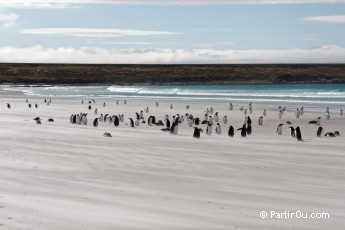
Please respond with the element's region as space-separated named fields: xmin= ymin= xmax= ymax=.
xmin=223 ymin=116 xmax=228 ymax=124
xmin=94 ymin=109 xmax=98 ymax=115
xmin=170 ymin=122 xmax=178 ymax=135
xmin=228 ymin=125 xmax=234 ymax=137
xmin=88 ymin=105 xmax=91 ymax=110
xmin=295 ymin=126 xmax=303 ymax=141
xmin=295 ymin=108 xmax=300 ymax=118
xmin=214 ymin=112 xmax=219 ymax=122
xmin=188 ymin=117 xmax=194 ymax=127
xmin=249 ymin=102 xmax=252 ymax=114
xmin=228 ymin=103 xmax=233 ymax=111
xmin=263 ymin=109 xmax=267 ymax=116
xmin=7 ymin=103 xmax=10 ymax=109
xmin=340 ymin=109 xmax=343 ymax=116
xmin=289 ymin=126 xmax=295 ymax=138
xmin=215 ymin=123 xmax=222 ymax=135
xmin=317 ymin=126 xmax=323 ymax=137
xmin=170 ymin=104 xmax=173 ymax=109
xmin=194 ymin=117 xmax=200 ymax=126
xmin=93 ymin=118 xmax=99 ymax=127
xmin=246 ymin=116 xmax=252 ymax=125
xmin=276 ymin=124 xmax=284 ymax=135
xmin=193 ymin=127 xmax=201 ymax=139
xmin=246 ymin=124 xmax=252 ymax=135
xmin=81 ymin=114 xmax=88 ymax=125
xmin=99 ymin=114 xmax=104 ymax=122
xmin=324 ymin=132 xmax=336 ymax=137
xmin=114 ymin=115 xmax=119 ymax=127
xmin=258 ymin=116 xmax=263 ymax=126
xmin=237 ymin=124 xmax=247 ymax=138
xmin=166 ymin=119 xmax=171 ymax=129
xmin=129 ymin=118 xmax=135 ymax=127
xmin=325 ymin=112 xmax=330 ymax=120
xmin=155 ymin=102 xmax=159 ymax=107
xmin=28 ymin=103 xmax=31 ymax=108
xmin=206 ymin=122 xmax=212 ymax=136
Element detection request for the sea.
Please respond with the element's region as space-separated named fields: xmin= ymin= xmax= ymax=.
xmin=1 ymin=84 xmax=345 ymax=112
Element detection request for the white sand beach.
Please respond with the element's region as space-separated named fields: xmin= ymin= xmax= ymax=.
xmin=1 ymin=97 xmax=344 ymax=229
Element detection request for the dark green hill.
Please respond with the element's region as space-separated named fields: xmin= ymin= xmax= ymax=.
xmin=1 ymin=63 xmax=345 ymax=85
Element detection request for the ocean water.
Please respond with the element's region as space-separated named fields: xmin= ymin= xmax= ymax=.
xmin=1 ymin=84 xmax=345 ymax=111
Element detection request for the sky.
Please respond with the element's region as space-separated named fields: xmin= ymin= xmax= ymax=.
xmin=0 ymin=0 xmax=345 ymax=64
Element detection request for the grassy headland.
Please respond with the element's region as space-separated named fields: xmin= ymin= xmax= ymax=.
xmin=1 ymin=63 xmax=345 ymax=85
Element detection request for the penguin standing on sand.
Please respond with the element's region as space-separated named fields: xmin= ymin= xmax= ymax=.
xmin=228 ymin=125 xmax=234 ymax=137
xmin=81 ymin=114 xmax=88 ymax=125
xmin=129 ymin=118 xmax=134 ymax=127
xmin=114 ymin=115 xmax=119 ymax=127
xmin=193 ymin=127 xmax=201 ymax=139
xmin=289 ymin=126 xmax=295 ymax=137
xmin=93 ymin=118 xmax=99 ymax=127
xmin=258 ymin=116 xmax=263 ymax=126
xmin=194 ymin=117 xmax=200 ymax=126
xmin=295 ymin=108 xmax=300 ymax=118
xmin=317 ymin=126 xmax=323 ymax=137
xmin=166 ymin=119 xmax=171 ymax=129
xmin=295 ymin=126 xmax=303 ymax=141
xmin=7 ymin=103 xmax=10 ymax=109
xmin=206 ymin=122 xmax=212 ymax=136
xmin=246 ymin=124 xmax=252 ymax=135
xmin=88 ymin=105 xmax=91 ymax=110
xmin=223 ymin=116 xmax=228 ymax=124
xmin=276 ymin=124 xmax=284 ymax=135
xmin=229 ymin=103 xmax=233 ymax=111
xmin=263 ymin=109 xmax=267 ymax=116
xmin=170 ymin=122 xmax=178 ymax=135
xmin=170 ymin=104 xmax=173 ymax=109
xmin=215 ymin=123 xmax=221 ymax=135
xmin=237 ymin=124 xmax=247 ymax=137
xmin=340 ymin=109 xmax=343 ymax=116
xmin=135 ymin=113 xmax=140 ymax=126
xmin=214 ymin=112 xmax=219 ymax=122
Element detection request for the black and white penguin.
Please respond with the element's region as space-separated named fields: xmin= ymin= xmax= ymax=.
xmin=339 ymin=109 xmax=343 ymax=116
xmin=93 ymin=118 xmax=99 ymax=127
xmin=247 ymin=116 xmax=252 ymax=125
xmin=48 ymin=118 xmax=54 ymax=122
xmin=334 ymin=131 xmax=340 ymax=136
xmin=186 ymin=105 xmax=190 ymax=109
xmin=103 ymin=132 xmax=112 ymax=137
xmin=215 ymin=123 xmax=221 ymax=135
xmin=193 ymin=127 xmax=200 ymax=139
xmin=88 ymin=105 xmax=91 ymax=110
xmin=103 ymin=102 xmax=106 ymax=107
xmin=194 ymin=117 xmax=200 ymax=126
xmin=289 ymin=126 xmax=295 ymax=138
xmin=228 ymin=125 xmax=234 ymax=137
xmin=237 ymin=124 xmax=247 ymax=137
xmin=263 ymin=109 xmax=267 ymax=116
xmin=166 ymin=119 xmax=171 ymax=129
xmin=246 ymin=124 xmax=252 ymax=135
xmin=7 ymin=103 xmax=10 ymax=109
xmin=214 ymin=112 xmax=219 ymax=122
xmin=317 ymin=126 xmax=323 ymax=137
xmin=129 ymin=118 xmax=134 ymax=127
xmin=170 ymin=104 xmax=173 ymax=109
xmin=223 ymin=116 xmax=228 ymax=124
xmin=155 ymin=102 xmax=159 ymax=107
xmin=81 ymin=114 xmax=88 ymax=125
xmin=206 ymin=122 xmax=212 ymax=136
xmin=295 ymin=126 xmax=303 ymax=141
xmin=276 ymin=124 xmax=284 ymax=135
xmin=228 ymin=103 xmax=233 ymax=111
xmin=295 ymin=108 xmax=300 ymax=118
xmin=244 ymin=108 xmax=247 ymax=115
xmin=28 ymin=103 xmax=32 ymax=108
xmin=94 ymin=109 xmax=98 ymax=115
xmin=324 ymin=132 xmax=336 ymax=137
xmin=170 ymin=122 xmax=178 ymax=135
xmin=258 ymin=116 xmax=263 ymax=126
xmin=35 ymin=103 xmax=38 ymax=108
xmin=114 ymin=115 xmax=119 ymax=127
xmin=99 ymin=114 xmax=104 ymax=122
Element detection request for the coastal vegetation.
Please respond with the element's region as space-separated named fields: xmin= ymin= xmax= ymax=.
xmin=1 ymin=63 xmax=345 ymax=85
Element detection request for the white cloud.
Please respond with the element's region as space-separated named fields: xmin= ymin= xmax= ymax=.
xmin=19 ymin=28 xmax=179 ymax=38
xmin=303 ymin=15 xmax=345 ymax=23
xmin=0 ymin=45 xmax=344 ymax=64
xmin=0 ymin=12 xmax=19 ymax=27
xmin=1 ymin=0 xmax=345 ymax=8
xmin=194 ymin=42 xmax=235 ymax=47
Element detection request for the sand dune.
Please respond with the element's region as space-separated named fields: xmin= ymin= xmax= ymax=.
xmin=1 ymin=98 xmax=344 ymax=229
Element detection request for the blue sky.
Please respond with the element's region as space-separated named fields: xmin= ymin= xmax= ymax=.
xmin=0 ymin=0 xmax=345 ymax=63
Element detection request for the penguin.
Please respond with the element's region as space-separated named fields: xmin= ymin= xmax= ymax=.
xmin=324 ymin=132 xmax=335 ymax=137
xmin=215 ymin=123 xmax=221 ymax=135
xmin=81 ymin=114 xmax=87 ymax=125
xmin=103 ymin=102 xmax=106 ymax=107
xmin=228 ymin=103 xmax=233 ymax=111
xmin=340 ymin=109 xmax=343 ymax=116
xmin=244 ymin=109 xmax=247 ymax=115
xmin=278 ymin=111 xmax=282 ymax=119
xmin=135 ymin=118 xmax=140 ymax=126
xmin=94 ymin=109 xmax=98 ymax=115
xmin=33 ymin=117 xmax=41 ymax=121
xmin=317 ymin=126 xmax=323 ymax=137
xmin=70 ymin=114 xmax=74 ymax=124
xmin=300 ymin=106 xmax=304 ymax=116
xmin=28 ymin=103 xmax=31 ymax=108
xmin=72 ymin=114 xmax=77 ymax=124
xmin=166 ymin=119 xmax=171 ymax=129
xmin=246 ymin=116 xmax=252 ymax=125
xmin=116 ymin=100 xmax=119 ymax=105
xmin=129 ymin=118 xmax=134 ymax=127
xmin=228 ymin=125 xmax=234 ymax=137
xmin=325 ymin=112 xmax=330 ymax=120
xmin=193 ymin=127 xmax=200 ymax=139
xmin=263 ymin=109 xmax=267 ymax=116
xmin=144 ymin=107 xmax=149 ymax=113
xmin=36 ymin=119 xmax=41 ymax=124
xmin=223 ymin=116 xmax=228 ymax=124
xmin=103 ymin=132 xmax=112 ymax=137
xmin=35 ymin=103 xmax=38 ymax=108
xmin=289 ymin=126 xmax=295 ymax=137
xmin=237 ymin=124 xmax=247 ymax=137
xmin=194 ymin=117 xmax=200 ymax=126
xmin=114 ymin=115 xmax=119 ymax=127
xmin=286 ymin=121 xmax=292 ymax=125
xmin=206 ymin=122 xmax=212 ymax=136
xmin=92 ymin=99 xmax=95 ymax=103
xmin=295 ymin=108 xmax=300 ymax=118
xmin=148 ymin=116 xmax=153 ymax=126
xmin=171 ymin=123 xmax=178 ymax=135
xmin=309 ymin=117 xmax=321 ymax=125
xmin=124 ymin=100 xmax=126 ymax=105
xmin=214 ymin=112 xmax=219 ymax=122
xmin=48 ymin=118 xmax=54 ymax=122
xmin=188 ymin=117 xmax=194 ymax=127
xmin=81 ymin=99 xmax=84 ymax=104
xmin=155 ymin=102 xmax=159 ymax=107
xmin=186 ymin=105 xmax=190 ymax=109
xmin=295 ymin=126 xmax=303 ymax=141
xmin=326 ymin=107 xmax=330 ymax=114
xmin=99 ymin=114 xmax=104 ymax=122
xmin=334 ymin=131 xmax=340 ymax=136
xmin=239 ymin=106 xmax=244 ymax=111
xmin=249 ymin=102 xmax=252 ymax=114
xmin=104 ymin=114 xmax=110 ymax=123
xmin=208 ymin=116 xmax=214 ymax=125
xmin=246 ymin=124 xmax=252 ymax=135
xmin=76 ymin=114 xmax=81 ymax=124
xmin=93 ymin=118 xmax=99 ymax=127
xmin=88 ymin=105 xmax=91 ymax=110
xmin=7 ymin=103 xmax=10 ymax=109
xmin=170 ymin=104 xmax=173 ymax=109
xmin=258 ymin=116 xmax=263 ymax=126
xmin=276 ymin=124 xmax=284 ymax=135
